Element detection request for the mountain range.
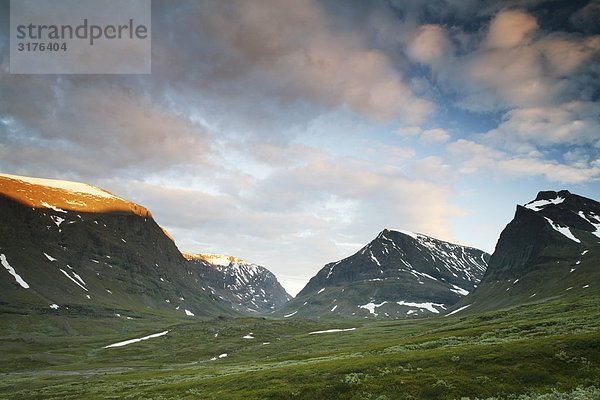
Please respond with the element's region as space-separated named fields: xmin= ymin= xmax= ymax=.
xmin=0 ymin=173 xmax=292 ymax=320
xmin=1 ymin=172 xmax=599 ymax=322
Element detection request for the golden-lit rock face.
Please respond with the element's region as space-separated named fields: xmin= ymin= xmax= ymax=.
xmin=0 ymin=173 xmax=151 ymax=217
xmin=182 ymin=252 xmax=244 ymax=266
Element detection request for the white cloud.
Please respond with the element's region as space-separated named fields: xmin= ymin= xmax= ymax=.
xmin=448 ymin=139 xmax=600 ymax=184
xmin=421 ymin=128 xmax=451 ymax=143
xmin=483 ymin=101 xmax=600 ymax=152
xmin=397 ymin=126 xmax=422 ymax=137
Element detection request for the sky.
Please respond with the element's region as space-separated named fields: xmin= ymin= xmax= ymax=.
xmin=1 ymin=0 xmax=599 ymax=296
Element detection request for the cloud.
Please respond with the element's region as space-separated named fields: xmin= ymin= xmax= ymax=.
xmin=150 ymin=0 xmax=432 ymax=125
xmin=482 ymin=101 xmax=600 ymax=152
xmin=407 ymin=24 xmax=453 ymax=70
xmin=0 ymin=78 xmax=213 ymax=178
xmin=450 ymin=10 xmax=600 ymax=111
xmin=485 ymin=9 xmax=539 ymax=49
xmin=448 ymin=139 xmax=600 ymax=184
xmin=397 ymin=126 xmax=422 ymax=137
xmin=421 ymin=128 xmax=451 ymax=143
xmin=570 ymin=1 xmax=600 ymax=33
xmin=397 ymin=126 xmax=450 ymax=143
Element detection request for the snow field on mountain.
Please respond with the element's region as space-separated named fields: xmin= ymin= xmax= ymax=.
xmin=0 ymin=173 xmax=120 ymax=200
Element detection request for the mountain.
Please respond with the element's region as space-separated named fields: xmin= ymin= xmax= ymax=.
xmin=277 ymin=229 xmax=489 ymax=319
xmin=184 ymin=253 xmax=291 ymax=314
xmin=457 ymin=190 xmax=600 ymax=314
xmin=0 ymin=173 xmax=231 ymax=319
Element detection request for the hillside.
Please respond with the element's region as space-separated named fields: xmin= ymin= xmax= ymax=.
xmin=0 ymin=173 xmax=231 ymax=320
xmin=456 ymin=190 xmax=600 ymax=314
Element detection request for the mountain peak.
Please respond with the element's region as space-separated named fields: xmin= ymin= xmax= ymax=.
xmin=183 ymin=253 xmax=248 ymax=267
xmin=465 ymin=190 xmax=600 ymax=313
xmin=0 ymin=173 xmax=150 ymax=217
xmin=185 ymin=253 xmax=291 ymax=313
xmin=382 ymin=228 xmax=421 ymax=240
xmin=535 ymin=190 xmax=572 ymax=201
xmin=280 ymin=228 xmax=489 ymax=319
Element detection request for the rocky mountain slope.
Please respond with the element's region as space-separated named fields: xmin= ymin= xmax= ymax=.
xmin=0 ymin=173 xmax=231 ymax=319
xmin=277 ymin=229 xmax=489 ymax=319
xmin=184 ymin=253 xmax=291 ymax=314
xmin=455 ymin=190 xmax=600 ymax=314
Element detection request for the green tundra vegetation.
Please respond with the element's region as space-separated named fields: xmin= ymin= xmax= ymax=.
xmin=1 ymin=290 xmax=599 ymax=399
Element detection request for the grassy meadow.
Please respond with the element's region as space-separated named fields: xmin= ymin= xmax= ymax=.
xmin=1 ymin=292 xmax=599 ymax=399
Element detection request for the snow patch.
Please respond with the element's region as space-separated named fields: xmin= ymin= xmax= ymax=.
xmin=369 ymin=250 xmax=381 ymax=266
xmin=104 ymin=330 xmax=169 ymax=349
xmin=185 ymin=309 xmax=195 ymax=316
xmin=450 ymin=284 xmax=470 ymax=296
xmin=396 ymin=301 xmax=445 ymax=314
xmin=309 ymin=328 xmax=356 ymax=335
xmin=243 ymin=333 xmax=254 ymax=339
xmin=445 ymin=304 xmax=471 ymax=317
xmin=283 ymin=311 xmax=298 ymax=318
xmin=50 ymin=303 xmax=59 ymax=309
xmin=331 ymin=305 xmax=338 ymax=312
xmin=59 ymin=269 xmax=88 ymax=291
xmin=578 ymin=212 xmax=600 ymax=239
xmin=396 ymin=229 xmax=420 ymax=239
xmin=41 ymin=201 xmax=68 ymax=213
xmin=1 ymin=254 xmax=30 ymax=289
xmin=524 ymin=196 xmax=565 ymax=212
xmin=326 ymin=260 xmax=341 ymax=278
xmin=358 ymin=301 xmax=388 ymax=317
xmin=1 ymin=173 xmax=120 ymax=200
xmin=43 ymin=252 xmax=56 ymax=262
xmin=317 ymin=288 xmax=325 ymax=294
xmin=544 ymin=217 xmax=580 ymax=243
xmin=50 ymin=215 xmax=65 ymax=227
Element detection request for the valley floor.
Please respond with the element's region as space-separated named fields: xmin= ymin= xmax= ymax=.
xmin=1 ymin=293 xmax=600 ymax=399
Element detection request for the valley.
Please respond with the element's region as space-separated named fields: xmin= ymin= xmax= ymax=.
xmin=1 ymin=174 xmax=599 ymax=399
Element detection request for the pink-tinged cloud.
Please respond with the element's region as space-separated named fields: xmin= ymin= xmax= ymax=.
xmin=485 ymin=9 xmax=539 ymax=49
xmin=407 ymin=24 xmax=453 ymax=69
xmin=198 ymin=0 xmax=433 ymax=123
